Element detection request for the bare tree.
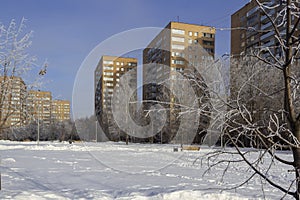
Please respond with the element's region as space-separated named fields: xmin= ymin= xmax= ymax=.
xmin=202 ymin=0 xmax=300 ymax=199
xmin=0 ymin=18 xmax=46 ymax=138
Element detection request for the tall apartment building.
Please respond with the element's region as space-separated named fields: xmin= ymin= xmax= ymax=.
xmin=229 ymin=1 xmax=296 ymax=147
xmin=0 ymin=76 xmax=27 ymax=128
xmin=51 ymin=100 xmax=70 ymax=122
xmin=0 ymin=76 xmax=71 ymax=131
xmin=143 ymin=21 xmax=216 ymax=143
xmin=95 ymin=55 xmax=137 ymax=141
xmin=143 ymin=22 xmax=215 ymax=83
xmin=231 ymin=0 xmax=282 ymax=57
xmin=230 ymin=0 xmax=291 ymax=102
xmin=27 ymin=90 xmax=52 ymax=125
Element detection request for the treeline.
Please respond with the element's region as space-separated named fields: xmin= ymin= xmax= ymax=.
xmin=1 ymin=120 xmax=80 ymax=142
xmin=0 ymin=115 xmax=110 ymax=142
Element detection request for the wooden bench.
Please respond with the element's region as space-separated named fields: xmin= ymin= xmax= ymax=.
xmin=181 ymin=146 xmax=200 ymax=151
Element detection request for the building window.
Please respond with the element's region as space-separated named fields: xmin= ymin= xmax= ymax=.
xmin=103 ymin=66 xmax=114 ymax=70
xmin=194 ymin=32 xmax=198 ymax=37
xmin=103 ymin=72 xmax=114 ymax=76
xmin=203 ymin=40 xmax=214 ymax=46
xmin=105 ymin=82 xmax=113 ymax=87
xmin=176 ymin=68 xmax=183 ymax=72
xmin=203 ymin=33 xmax=214 ymax=38
xmin=172 ymin=52 xmax=185 ymax=57
xmin=103 ymin=77 xmax=114 ymax=81
xmin=116 ymin=62 xmax=120 ymax=65
xmin=171 ymin=60 xmax=185 ymax=65
xmin=121 ymin=62 xmax=124 ymax=66
xmin=194 ymin=39 xmax=198 ymax=44
xmin=103 ymin=60 xmax=114 ymax=65
xmin=205 ymin=48 xmax=214 ymax=54
xmin=188 ymin=31 xmax=193 ymax=36
xmin=171 ymin=44 xmax=185 ymax=50
xmin=241 ymin=33 xmax=245 ymax=39
xmin=171 ymin=29 xmax=185 ymax=35
xmin=171 ymin=36 xmax=185 ymax=42
xmin=188 ymin=39 xmax=192 ymax=44
xmin=121 ymin=68 xmax=124 ymax=71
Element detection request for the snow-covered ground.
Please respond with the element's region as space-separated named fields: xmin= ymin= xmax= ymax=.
xmin=0 ymin=141 xmax=294 ymax=199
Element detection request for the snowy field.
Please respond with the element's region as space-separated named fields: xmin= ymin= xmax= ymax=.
xmin=0 ymin=140 xmax=294 ymax=199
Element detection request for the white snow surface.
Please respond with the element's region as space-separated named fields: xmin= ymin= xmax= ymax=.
xmin=0 ymin=140 xmax=294 ymax=199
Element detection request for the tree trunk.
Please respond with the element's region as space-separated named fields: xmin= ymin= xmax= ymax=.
xmin=293 ymin=123 xmax=300 ymax=200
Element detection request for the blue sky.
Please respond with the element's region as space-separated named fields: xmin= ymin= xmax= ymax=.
xmin=1 ymin=0 xmax=248 ymax=116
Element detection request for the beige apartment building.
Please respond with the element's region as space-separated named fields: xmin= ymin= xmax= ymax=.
xmin=143 ymin=21 xmax=216 ymax=143
xmin=94 ymin=55 xmax=137 ymax=141
xmin=0 ymin=76 xmax=71 ymax=130
xmin=51 ymin=100 xmax=70 ymax=122
xmin=27 ymin=90 xmax=52 ymax=125
xmin=143 ymin=22 xmax=215 ymax=83
xmin=0 ymin=76 xmax=27 ymax=128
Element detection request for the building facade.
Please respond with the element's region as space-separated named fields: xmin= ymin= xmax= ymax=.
xmin=94 ymin=55 xmax=138 ymax=141
xmin=27 ymin=90 xmax=52 ymax=125
xmin=142 ymin=21 xmax=216 ymax=143
xmin=231 ymin=0 xmax=283 ymax=57
xmin=0 ymin=76 xmax=71 ymax=131
xmin=0 ymin=76 xmax=27 ymax=128
xmin=230 ymin=0 xmax=287 ymax=102
xmin=229 ymin=0 xmax=297 ymax=147
xmin=51 ymin=100 xmax=70 ymax=122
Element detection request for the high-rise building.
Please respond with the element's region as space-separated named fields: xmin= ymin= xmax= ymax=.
xmin=143 ymin=22 xmax=215 ymax=84
xmin=142 ymin=21 xmax=216 ymax=143
xmin=94 ymin=55 xmax=137 ymax=141
xmin=51 ymin=100 xmax=70 ymax=122
xmin=27 ymin=90 xmax=52 ymax=125
xmin=231 ymin=0 xmax=283 ymax=57
xmin=0 ymin=76 xmax=27 ymax=128
xmin=229 ymin=1 xmax=292 ymax=145
xmin=230 ymin=0 xmax=288 ymax=100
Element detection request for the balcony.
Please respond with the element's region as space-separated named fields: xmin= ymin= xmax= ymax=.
xmin=260 ymin=31 xmax=274 ymax=41
xmin=261 ymin=22 xmax=272 ymax=30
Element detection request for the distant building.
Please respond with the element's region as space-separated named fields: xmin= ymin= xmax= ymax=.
xmin=0 ymin=76 xmax=27 ymax=128
xmin=51 ymin=100 xmax=70 ymax=122
xmin=143 ymin=21 xmax=216 ymax=143
xmin=27 ymin=90 xmax=52 ymax=125
xmin=0 ymin=76 xmax=71 ymax=130
xmin=94 ymin=55 xmax=137 ymax=141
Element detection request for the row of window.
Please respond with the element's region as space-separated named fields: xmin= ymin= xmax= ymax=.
xmin=103 ymin=60 xmax=137 ymax=66
xmin=172 ymin=52 xmax=185 ymax=57
xmin=171 ymin=60 xmax=185 ymax=65
xmin=103 ymin=72 xmax=114 ymax=76
xmin=104 ymin=88 xmax=114 ymax=93
xmin=103 ymin=66 xmax=134 ymax=72
xmin=172 ymin=29 xmax=215 ymax=38
xmin=171 ymin=44 xmax=185 ymax=50
xmin=104 ymin=78 xmax=120 ymax=82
